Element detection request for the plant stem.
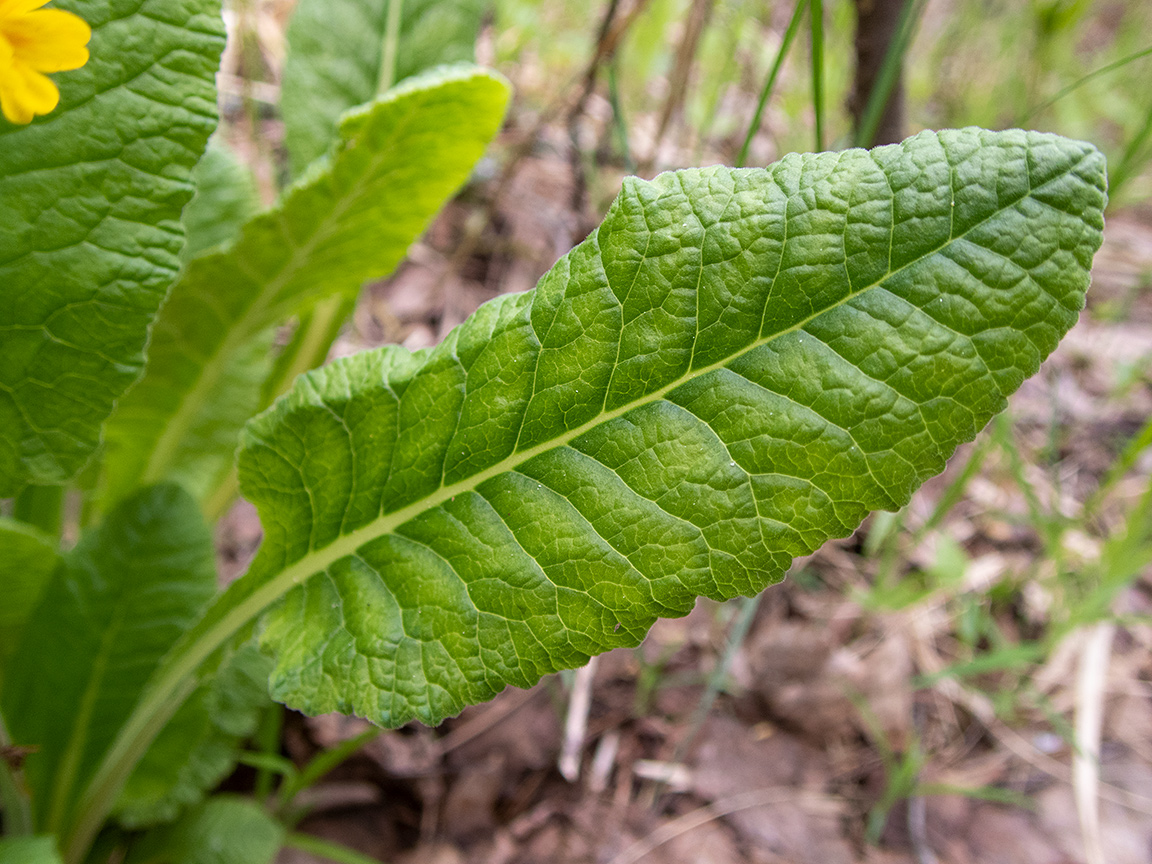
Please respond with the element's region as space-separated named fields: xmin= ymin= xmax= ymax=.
xmin=377 ymin=0 xmax=404 ymax=95
xmin=666 ymin=595 xmax=760 ymax=774
xmin=277 ymin=726 xmax=381 ymax=814
xmin=63 ymin=577 xmax=285 ymax=862
xmin=809 ymin=0 xmax=824 ymax=151
xmin=737 ymin=0 xmax=808 ymax=168
xmin=607 ymin=60 xmax=636 ymax=173
xmin=253 ymin=704 xmax=284 ymax=803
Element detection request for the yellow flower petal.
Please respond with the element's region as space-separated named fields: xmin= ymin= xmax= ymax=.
xmin=4 ymin=7 xmax=90 ymax=72
xmin=0 ymin=50 xmax=58 ymax=124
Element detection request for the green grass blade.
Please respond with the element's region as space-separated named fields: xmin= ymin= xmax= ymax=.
xmin=810 ymin=0 xmax=825 ymax=151
xmin=853 ymin=0 xmax=927 ymax=149
xmin=736 ymin=0 xmax=808 ymax=168
xmin=1019 ymin=43 xmax=1152 ymax=125
xmin=1107 ymin=98 xmax=1152 ymax=202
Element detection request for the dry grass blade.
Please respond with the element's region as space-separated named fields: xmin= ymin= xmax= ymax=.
xmin=560 ymin=657 xmax=599 ymax=782
xmin=1074 ymin=622 xmax=1116 ymax=864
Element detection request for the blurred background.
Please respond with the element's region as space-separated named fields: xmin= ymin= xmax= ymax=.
xmin=209 ymin=1 xmax=1152 ymax=862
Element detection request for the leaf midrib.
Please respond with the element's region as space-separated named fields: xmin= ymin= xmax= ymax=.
xmin=255 ymin=150 xmax=1087 ymax=600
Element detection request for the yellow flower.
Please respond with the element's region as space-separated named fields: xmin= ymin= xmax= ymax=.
xmin=0 ymin=0 xmax=90 ymax=125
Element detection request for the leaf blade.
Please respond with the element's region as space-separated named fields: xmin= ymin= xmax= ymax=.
xmin=114 ymin=644 xmax=272 ymax=828
xmin=0 ymin=519 xmax=60 ymax=686
xmin=0 ymin=0 xmax=225 ymax=493
xmin=281 ymin=0 xmax=488 ymax=175
xmin=1 ymin=486 xmax=217 ymax=832
xmin=98 ymin=67 xmax=510 ymax=507
xmin=235 ymin=129 xmax=1105 ymax=727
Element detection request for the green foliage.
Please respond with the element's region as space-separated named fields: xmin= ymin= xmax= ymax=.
xmin=0 ymin=520 xmax=59 ymax=684
xmin=0 ymin=0 xmax=1119 ymax=858
xmin=232 ymin=129 xmax=1105 ymax=727
xmin=0 ymin=836 xmax=63 ymax=864
xmin=281 ymin=0 xmax=488 ymax=175
xmin=0 ymin=0 xmax=225 ymax=493
xmin=180 ymin=141 xmax=260 ymax=262
xmin=123 ymin=796 xmax=282 ymax=864
xmin=98 ymin=68 xmax=511 ymax=508
xmin=115 ymin=645 xmax=273 ymax=828
xmin=1 ymin=486 xmax=216 ymax=835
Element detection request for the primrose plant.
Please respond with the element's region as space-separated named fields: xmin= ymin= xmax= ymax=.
xmin=0 ymin=0 xmax=1107 ymax=862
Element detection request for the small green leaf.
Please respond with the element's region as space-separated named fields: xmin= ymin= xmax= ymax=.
xmin=115 ymin=645 xmax=273 ymax=828
xmin=124 ymin=796 xmax=282 ymax=864
xmin=1 ymin=485 xmax=216 ymax=833
xmin=98 ymin=67 xmax=510 ymax=509
xmin=235 ymin=129 xmax=1105 ymax=728
xmin=0 ymin=0 xmax=226 ymax=494
xmin=0 ymin=836 xmax=63 ymax=864
xmin=0 ymin=519 xmax=60 ymax=685
xmin=281 ymin=0 xmax=487 ymax=175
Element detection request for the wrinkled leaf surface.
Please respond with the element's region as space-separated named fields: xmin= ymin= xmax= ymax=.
xmin=0 ymin=0 xmax=225 ymax=493
xmin=232 ymin=130 xmax=1105 ymax=728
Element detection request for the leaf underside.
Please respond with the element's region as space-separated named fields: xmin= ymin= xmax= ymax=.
xmin=235 ymin=128 xmax=1106 ymax=728
xmin=0 ymin=0 xmax=225 ymax=493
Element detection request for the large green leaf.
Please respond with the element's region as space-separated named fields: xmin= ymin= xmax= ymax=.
xmin=0 ymin=519 xmax=60 ymax=685
xmin=1 ymin=485 xmax=216 ymax=833
xmin=281 ymin=0 xmax=487 ymax=175
xmin=98 ymin=67 xmax=510 ymax=509
xmin=0 ymin=0 xmax=225 ymax=494
xmin=233 ymin=129 xmax=1106 ymax=727
xmin=115 ymin=644 xmax=272 ymax=828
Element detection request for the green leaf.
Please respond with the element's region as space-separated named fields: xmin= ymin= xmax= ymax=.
xmin=281 ymin=0 xmax=487 ymax=175
xmin=181 ymin=140 xmax=261 ymax=262
xmin=0 ymin=0 xmax=226 ymax=494
xmin=0 ymin=836 xmax=63 ymax=864
xmin=98 ymin=67 xmax=511 ymax=509
xmin=115 ymin=644 xmax=273 ymax=828
xmin=1 ymin=485 xmax=216 ymax=833
xmin=232 ymin=129 xmax=1106 ymax=727
xmin=0 ymin=519 xmax=60 ymax=685
xmin=124 ymin=796 xmax=282 ymax=864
